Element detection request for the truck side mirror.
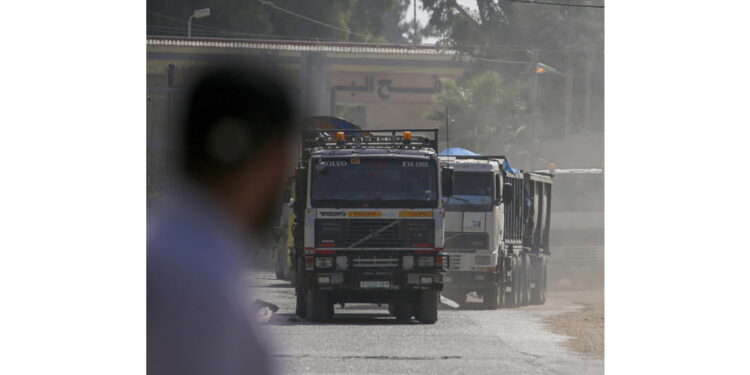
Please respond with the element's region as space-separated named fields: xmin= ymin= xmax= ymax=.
xmin=441 ymin=168 xmax=454 ymax=198
xmin=502 ymin=183 xmax=514 ymax=204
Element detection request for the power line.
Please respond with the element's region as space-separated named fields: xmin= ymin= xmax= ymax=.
xmin=256 ymin=0 xmax=370 ymax=39
xmin=506 ymin=0 xmax=604 ymax=8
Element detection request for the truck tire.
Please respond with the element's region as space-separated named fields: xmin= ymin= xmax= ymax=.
xmin=482 ymin=285 xmax=500 ymax=310
xmin=504 ymin=255 xmax=519 ymax=307
xmin=295 ymin=258 xmax=306 ymax=318
xmin=416 ymin=291 xmax=438 ymax=324
xmin=306 ymin=290 xmax=331 ymax=323
xmin=530 ymin=257 xmax=547 ymax=305
xmin=394 ymin=302 xmax=413 ymax=321
xmin=289 ymin=257 xmax=297 ymax=286
xmin=521 ymin=254 xmax=531 ymax=306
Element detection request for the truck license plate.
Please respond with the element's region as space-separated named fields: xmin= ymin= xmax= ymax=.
xmin=360 ymin=281 xmax=390 ymax=288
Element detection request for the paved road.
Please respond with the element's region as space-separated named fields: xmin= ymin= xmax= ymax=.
xmin=250 ymin=271 xmax=603 ymax=375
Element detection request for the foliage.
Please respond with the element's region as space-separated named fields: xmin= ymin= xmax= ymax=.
xmin=147 ymin=0 xmax=422 ymax=43
xmin=420 ymin=1 xmax=605 ymax=143
xmin=427 ymin=71 xmax=527 ymax=155
xmin=420 ymin=0 xmax=603 ymax=53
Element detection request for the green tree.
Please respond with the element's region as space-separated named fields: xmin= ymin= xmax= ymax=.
xmin=427 ymin=71 xmax=527 ymax=156
xmin=147 ymin=0 xmax=418 ymax=43
xmin=420 ymin=1 xmax=605 ymax=140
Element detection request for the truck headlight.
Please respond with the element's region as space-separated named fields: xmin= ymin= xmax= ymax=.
xmin=315 ymin=257 xmax=333 ymax=268
xmin=417 ymin=256 xmax=434 ymax=267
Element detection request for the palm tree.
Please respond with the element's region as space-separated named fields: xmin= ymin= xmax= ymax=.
xmin=427 ymin=71 xmax=528 ymax=156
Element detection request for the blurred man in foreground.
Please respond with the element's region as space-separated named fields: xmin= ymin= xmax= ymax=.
xmin=148 ymin=63 xmax=294 ymax=375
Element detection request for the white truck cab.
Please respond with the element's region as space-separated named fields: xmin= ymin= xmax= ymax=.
xmin=440 ymin=155 xmax=552 ymax=308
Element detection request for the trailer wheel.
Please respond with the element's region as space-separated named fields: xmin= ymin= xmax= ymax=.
xmin=505 ymin=255 xmax=519 ymax=307
xmin=530 ymin=257 xmax=547 ymax=305
xmin=521 ymin=254 xmax=531 ymax=306
xmin=416 ymin=291 xmax=438 ymax=324
xmin=306 ymin=290 xmax=331 ymax=323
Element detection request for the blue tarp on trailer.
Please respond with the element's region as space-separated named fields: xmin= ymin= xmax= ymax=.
xmin=439 ymin=147 xmax=481 ymax=156
xmin=503 ymin=160 xmax=521 ymax=174
xmin=440 ymin=148 xmax=521 ymax=174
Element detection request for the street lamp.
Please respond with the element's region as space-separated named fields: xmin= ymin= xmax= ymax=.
xmin=533 ymin=60 xmax=574 ymax=136
xmin=535 ymin=62 xmax=564 ymax=77
xmin=187 ymin=8 xmax=211 ymax=38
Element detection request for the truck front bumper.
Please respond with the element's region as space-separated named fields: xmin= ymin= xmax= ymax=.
xmin=443 ymin=270 xmax=497 ymax=290
xmin=307 ymin=269 xmax=443 ymax=291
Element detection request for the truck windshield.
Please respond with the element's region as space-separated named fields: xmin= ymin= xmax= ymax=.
xmin=311 ymin=157 xmax=438 ymax=208
xmin=444 ymin=172 xmax=493 ymax=212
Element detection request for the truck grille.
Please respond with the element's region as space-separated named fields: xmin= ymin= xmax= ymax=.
xmin=444 ymin=232 xmax=489 ymax=250
xmin=315 ymin=219 xmax=434 ymax=249
xmin=351 ymin=256 xmax=400 ymax=268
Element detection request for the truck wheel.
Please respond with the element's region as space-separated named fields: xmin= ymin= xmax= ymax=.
xmin=482 ymin=286 xmax=499 ymax=309
xmin=294 ymin=258 xmax=306 ymax=318
xmin=306 ymin=290 xmax=331 ymax=323
xmin=417 ymin=291 xmax=438 ymax=324
xmin=504 ymin=255 xmax=518 ymax=307
xmin=521 ymin=254 xmax=531 ymax=306
xmin=394 ymin=302 xmax=413 ymax=321
xmin=531 ymin=257 xmax=547 ymax=305
xmin=290 ymin=257 xmax=297 ymax=286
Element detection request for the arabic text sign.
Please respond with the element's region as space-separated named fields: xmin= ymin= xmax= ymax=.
xmin=330 ymin=73 xmax=447 ymax=102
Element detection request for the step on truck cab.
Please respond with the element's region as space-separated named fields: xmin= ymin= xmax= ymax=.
xmin=292 ymin=128 xmax=451 ymax=323
xmin=439 ymin=155 xmax=552 ymax=308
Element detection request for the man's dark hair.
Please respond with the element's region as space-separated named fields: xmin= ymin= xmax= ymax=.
xmin=181 ymin=63 xmax=294 ymax=182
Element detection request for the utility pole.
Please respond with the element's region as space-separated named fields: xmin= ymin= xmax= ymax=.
xmin=528 ymin=49 xmax=540 ymax=142
xmin=445 ymin=104 xmax=450 ymax=153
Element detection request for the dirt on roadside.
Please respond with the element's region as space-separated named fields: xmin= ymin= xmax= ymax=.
xmin=544 ymin=290 xmax=604 ymax=357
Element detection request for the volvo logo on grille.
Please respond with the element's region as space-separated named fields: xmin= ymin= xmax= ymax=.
xmin=320 ymin=211 xmax=346 ymax=217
